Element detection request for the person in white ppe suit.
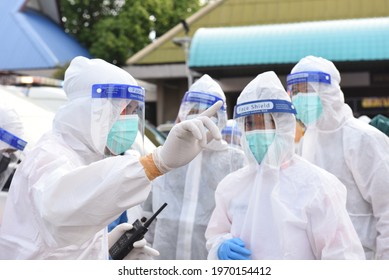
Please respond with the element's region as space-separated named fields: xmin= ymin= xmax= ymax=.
xmin=0 ymin=103 xmax=27 ymax=192
xmin=287 ymin=55 xmax=389 ymax=259
xmin=146 ymin=74 xmax=246 ymax=259
xmin=205 ymin=71 xmax=365 ymax=260
xmin=0 ymin=56 xmax=223 ymax=260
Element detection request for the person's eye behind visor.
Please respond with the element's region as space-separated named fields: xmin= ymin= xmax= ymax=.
xmin=121 ymin=100 xmax=142 ymax=116
xmin=244 ymin=113 xmax=276 ymax=132
xmin=286 ymin=71 xmax=331 ymax=97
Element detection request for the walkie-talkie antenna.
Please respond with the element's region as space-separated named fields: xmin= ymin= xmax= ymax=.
xmin=144 ymin=202 xmax=167 ymax=227
xmin=109 ymin=202 xmax=168 ymax=260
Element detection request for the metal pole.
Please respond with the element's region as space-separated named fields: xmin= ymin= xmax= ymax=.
xmin=183 ymin=37 xmax=193 ymax=89
xmin=172 ymin=36 xmax=193 ymax=90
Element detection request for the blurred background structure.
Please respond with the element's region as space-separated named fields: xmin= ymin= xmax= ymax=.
xmin=1 ymin=0 xmax=389 ymax=128
xmin=125 ymin=0 xmax=389 ymax=125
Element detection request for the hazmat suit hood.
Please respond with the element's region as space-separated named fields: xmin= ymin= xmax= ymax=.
xmin=290 ymin=55 xmax=353 ymax=131
xmin=53 ymin=56 xmax=138 ymax=163
xmin=237 ymin=71 xmax=296 ymax=167
xmin=178 ymin=74 xmax=227 ymax=131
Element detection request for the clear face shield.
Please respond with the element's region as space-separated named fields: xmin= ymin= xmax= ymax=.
xmin=222 ymin=120 xmax=242 ymax=148
xmin=287 ymin=71 xmax=331 ymax=128
xmin=177 ymin=91 xmax=227 ymax=129
xmin=0 ymin=127 xmax=27 ymax=173
xmin=234 ymin=99 xmax=296 ymax=165
xmin=91 ymin=84 xmax=145 ymax=156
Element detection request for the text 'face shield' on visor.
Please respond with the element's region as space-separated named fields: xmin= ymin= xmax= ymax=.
xmin=287 ymin=71 xmax=330 ymax=126
xmin=234 ymin=99 xmax=296 ymax=164
xmin=178 ymin=91 xmax=227 ymax=128
xmin=91 ymin=84 xmax=145 ymax=156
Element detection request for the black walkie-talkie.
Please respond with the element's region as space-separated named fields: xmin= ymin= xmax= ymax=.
xmin=109 ymin=203 xmax=167 ymax=260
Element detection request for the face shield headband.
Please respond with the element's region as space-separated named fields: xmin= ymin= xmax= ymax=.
xmin=182 ymin=91 xmax=226 ymax=112
xmin=286 ymin=71 xmax=331 ymax=94
xmin=234 ymin=99 xmax=297 ymax=118
xmin=287 ymin=72 xmax=331 ymax=126
xmin=0 ymin=128 xmax=27 ymax=151
xmin=92 ymin=84 xmax=145 ymax=101
xmin=179 ymin=91 xmax=227 ymax=128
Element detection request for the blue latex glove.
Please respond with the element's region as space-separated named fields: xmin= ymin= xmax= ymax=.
xmin=217 ymin=237 xmax=252 ymax=260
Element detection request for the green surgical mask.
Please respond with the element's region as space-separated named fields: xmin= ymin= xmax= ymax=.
xmin=292 ymin=93 xmax=323 ymax=125
xmin=245 ymin=130 xmax=276 ymax=163
xmin=107 ymin=115 xmax=138 ymax=155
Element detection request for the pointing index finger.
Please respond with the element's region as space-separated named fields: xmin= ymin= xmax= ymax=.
xmin=199 ymin=100 xmax=223 ymax=118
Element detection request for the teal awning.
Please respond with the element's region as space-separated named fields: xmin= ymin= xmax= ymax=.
xmin=189 ymin=17 xmax=389 ymax=68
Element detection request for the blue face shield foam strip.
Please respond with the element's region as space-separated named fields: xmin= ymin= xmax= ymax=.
xmin=222 ymin=126 xmax=242 ymax=137
xmin=286 ymin=71 xmax=331 ymax=86
xmin=182 ymin=91 xmax=226 ymax=111
xmin=91 ymin=84 xmax=145 ymax=102
xmin=0 ymin=128 xmax=27 ymax=151
xmin=234 ymin=99 xmax=297 ymax=119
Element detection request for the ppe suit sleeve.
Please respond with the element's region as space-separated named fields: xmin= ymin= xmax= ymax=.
xmin=205 ymin=183 xmax=234 ymax=260
xmin=308 ymin=177 xmax=365 ymax=259
xmin=345 ymin=130 xmax=389 ymax=259
xmin=32 ymin=153 xmax=151 ymax=247
xmin=152 ymin=101 xmax=223 ymax=173
xmin=140 ymin=192 xmax=156 ymax=246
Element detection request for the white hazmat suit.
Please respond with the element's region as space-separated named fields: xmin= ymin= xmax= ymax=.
xmin=288 ymin=55 xmax=389 ymax=259
xmin=148 ymin=75 xmax=246 ymax=259
xmin=0 ymin=57 xmax=222 ymax=259
xmin=205 ymin=71 xmax=365 ymax=260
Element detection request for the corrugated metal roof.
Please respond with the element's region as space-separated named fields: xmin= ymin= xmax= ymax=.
xmin=189 ymin=17 xmax=389 ymax=67
xmin=0 ymin=1 xmax=90 ymax=71
xmin=127 ymin=0 xmax=389 ymax=65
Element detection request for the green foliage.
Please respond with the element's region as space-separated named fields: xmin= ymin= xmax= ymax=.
xmin=152 ymin=0 xmax=202 ymax=37
xmin=59 ymin=0 xmax=122 ymax=49
xmin=60 ymin=0 xmax=202 ymax=66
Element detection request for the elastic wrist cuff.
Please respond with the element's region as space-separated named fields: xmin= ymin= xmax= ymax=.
xmin=140 ymin=153 xmax=163 ymax=180
xmin=151 ymin=146 xmax=172 ymax=174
